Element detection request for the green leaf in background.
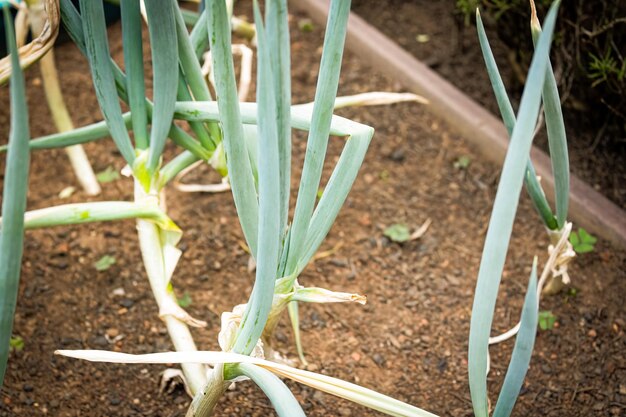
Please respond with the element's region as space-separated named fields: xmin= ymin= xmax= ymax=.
xmin=454 ymin=155 xmax=471 ymax=169
xmin=9 ymin=336 xmax=24 ymax=353
xmin=570 ymin=228 xmax=597 ymax=254
xmin=96 ymin=166 xmax=121 ymax=183
xmin=538 ymin=311 xmax=556 ymax=330
xmin=384 ymin=224 xmax=410 ymax=243
xmin=95 ymin=255 xmax=116 ymax=272
xmin=177 ymin=292 xmax=193 ymax=308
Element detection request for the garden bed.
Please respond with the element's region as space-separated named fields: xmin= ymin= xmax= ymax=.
xmin=1 ymin=4 xmax=625 ymax=417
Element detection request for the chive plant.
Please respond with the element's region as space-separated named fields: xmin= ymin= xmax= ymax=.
xmin=0 ymin=0 xmax=571 ymax=416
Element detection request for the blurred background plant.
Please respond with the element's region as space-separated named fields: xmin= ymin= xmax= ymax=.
xmin=456 ymin=0 xmax=625 ymax=155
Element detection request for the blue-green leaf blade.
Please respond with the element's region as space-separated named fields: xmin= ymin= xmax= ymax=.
xmin=285 ymin=0 xmax=351 ymax=274
xmin=78 ymin=0 xmax=135 ymax=165
xmin=493 ymin=258 xmax=539 ymax=417
xmin=266 ymin=0 xmax=292 ymax=239
xmin=207 ymin=0 xmax=259 ymax=256
xmin=120 ymin=0 xmax=148 ymax=150
xmin=232 ymin=1 xmax=281 ymax=355
xmin=0 ymin=5 xmax=31 ymax=385
xmin=468 ymin=3 xmax=560 ymax=416
xmin=530 ymin=10 xmax=569 ymax=229
xmin=145 ymin=0 xmax=179 ymax=173
xmin=234 ymin=363 xmax=306 ymax=417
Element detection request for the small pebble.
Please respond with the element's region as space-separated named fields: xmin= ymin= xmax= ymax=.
xmin=93 ymin=336 xmax=108 ymax=347
xmin=373 ymin=353 xmax=385 ymax=366
xmin=389 ymin=148 xmax=405 ymax=162
xmin=338 ymin=406 xmax=352 ymax=416
xmin=118 ymin=298 xmax=134 ymax=308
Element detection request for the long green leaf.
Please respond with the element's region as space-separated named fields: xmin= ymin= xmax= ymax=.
xmin=145 ymin=0 xmax=179 ymax=173
xmin=266 ymin=0 xmax=292 ymax=239
xmin=285 ymin=0 xmax=351 ymax=274
xmin=530 ymin=7 xmax=569 ymax=229
xmin=173 ymin=3 xmax=221 ymax=149
xmin=476 ymin=10 xmax=557 ymax=230
xmin=207 ymin=0 xmax=259 ymax=257
xmin=78 ymin=0 xmax=135 ymax=165
xmin=232 ymin=2 xmax=281 ymax=355
xmin=467 ymin=3 xmax=560 ymax=416
xmin=234 ymin=363 xmax=306 ymax=417
xmin=189 ymin=9 xmax=209 ymax=59
xmin=159 ymin=151 xmax=199 ymax=186
xmin=298 ymin=126 xmax=372 ymax=271
xmin=120 ymin=0 xmax=148 ymax=150
xmin=0 ymin=4 xmax=31 ymax=385
xmin=493 ymin=258 xmax=539 ymax=417
xmin=0 ymin=114 xmax=131 ymax=152
xmin=7 ymin=202 xmax=177 ymax=231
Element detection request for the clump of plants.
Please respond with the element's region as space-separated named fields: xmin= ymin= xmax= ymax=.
xmin=1 ymin=0 xmax=572 ymax=416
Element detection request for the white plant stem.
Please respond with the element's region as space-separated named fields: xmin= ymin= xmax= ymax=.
xmin=29 ymin=0 xmax=101 ymax=196
xmin=134 ymin=179 xmax=208 ymax=395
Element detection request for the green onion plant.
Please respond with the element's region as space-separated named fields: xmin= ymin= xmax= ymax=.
xmin=0 ymin=0 xmax=572 ymax=416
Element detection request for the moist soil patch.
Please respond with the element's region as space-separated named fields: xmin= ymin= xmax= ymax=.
xmin=352 ymin=0 xmax=626 ymax=208
xmin=1 ymin=4 xmax=625 ymax=417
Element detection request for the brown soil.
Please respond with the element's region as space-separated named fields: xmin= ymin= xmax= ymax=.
xmin=352 ymin=0 xmax=626 ymax=208
xmin=1 ymin=3 xmax=625 ymax=417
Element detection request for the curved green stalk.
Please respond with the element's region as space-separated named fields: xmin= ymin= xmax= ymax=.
xmin=234 ymin=363 xmax=306 ymax=417
xmin=0 ymin=4 xmax=31 ymax=385
xmin=468 ymin=4 xmax=560 ymax=416
xmin=144 ymin=0 xmax=178 ymax=173
xmin=160 ymin=151 xmax=200 ymax=186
